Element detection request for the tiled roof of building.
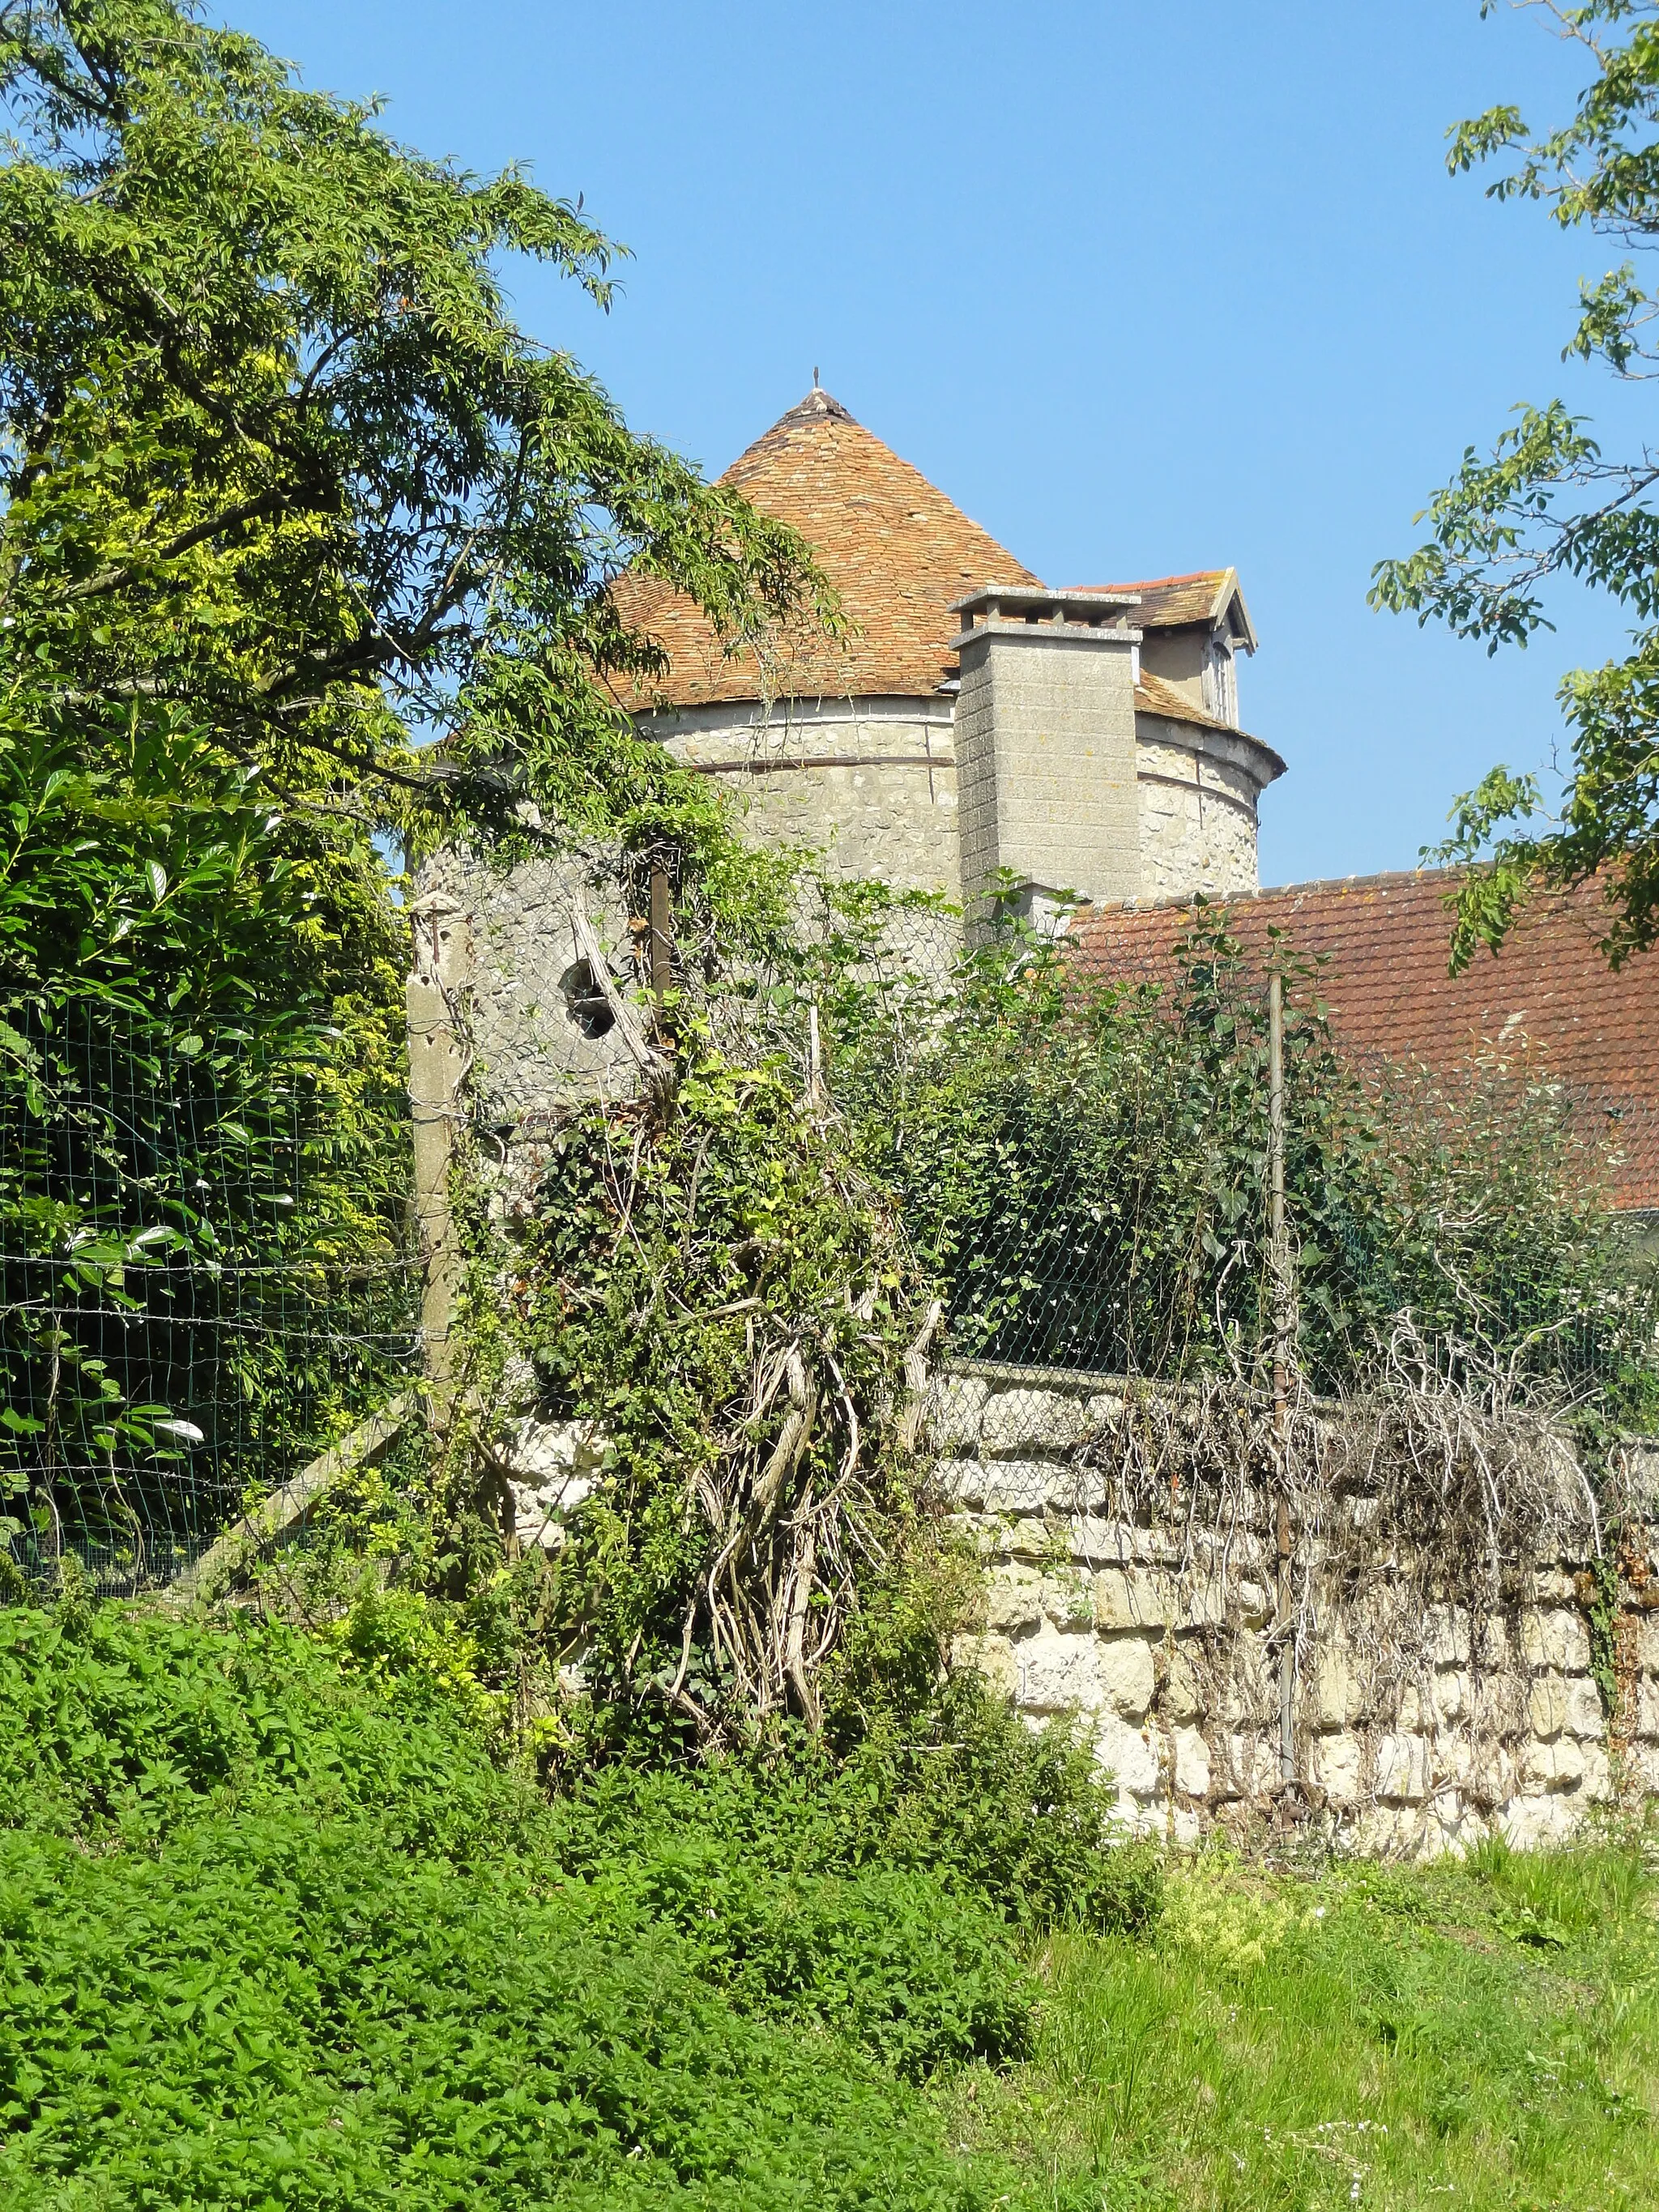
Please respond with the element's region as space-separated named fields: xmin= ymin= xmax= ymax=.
xmin=612 ymin=387 xmax=1041 ymax=710
xmin=1074 ymin=567 xmax=1258 ymax=652
xmin=1071 ymin=869 xmax=1659 ymax=1211
xmin=1132 ymin=667 xmax=1281 ymax=762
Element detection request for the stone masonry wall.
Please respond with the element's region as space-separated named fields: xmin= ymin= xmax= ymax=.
xmin=644 ymin=693 xmax=1267 ymax=914
xmin=1137 ymin=715 xmax=1262 ymax=901
xmin=931 ymin=1363 xmax=1659 ymax=1856
xmin=954 ymin=621 xmax=1141 ymax=914
xmin=416 ymin=843 xmax=642 ymax=1120
xmin=643 ymin=697 xmax=962 ymax=900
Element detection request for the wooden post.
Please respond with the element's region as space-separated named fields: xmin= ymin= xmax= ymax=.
xmin=406 ymin=893 xmax=469 ymax=1418
xmin=647 ymin=859 xmax=673 ymax=1007
xmin=1268 ymin=968 xmax=1296 ymax=1791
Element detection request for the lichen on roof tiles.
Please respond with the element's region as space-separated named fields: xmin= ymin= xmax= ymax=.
xmin=1070 ymin=872 xmax=1659 ymax=1211
xmin=612 ymin=388 xmax=1040 ymax=710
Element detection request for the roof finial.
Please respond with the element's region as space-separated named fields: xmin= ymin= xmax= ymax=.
xmin=812 ymin=364 xmax=820 ymax=390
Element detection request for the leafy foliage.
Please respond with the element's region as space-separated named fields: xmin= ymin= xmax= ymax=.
xmin=831 ymin=909 xmax=1652 ymax=1404
xmin=0 ymin=1600 xmax=1141 ymax=2209
xmin=0 ymin=1598 xmax=535 ymax=1851
xmin=0 ymin=0 xmax=831 ymax=1575
xmin=1371 ymin=0 xmax=1659 ymax=965
xmin=466 ymin=1034 xmax=929 ymax=1740
xmin=543 ymin=1708 xmax=1162 ymax=1950
xmin=0 ymin=0 xmax=829 ymax=842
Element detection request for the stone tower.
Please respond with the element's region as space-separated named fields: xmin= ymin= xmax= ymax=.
xmin=612 ymin=386 xmax=1284 ymax=913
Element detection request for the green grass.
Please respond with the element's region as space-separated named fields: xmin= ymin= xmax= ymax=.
xmin=943 ymin=1841 xmax=1659 ymax=2210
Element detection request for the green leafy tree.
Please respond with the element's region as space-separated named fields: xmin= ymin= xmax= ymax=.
xmin=1372 ymin=0 xmax=1659 ymax=967
xmin=0 ymin=0 xmax=827 ymax=1571
xmin=0 ymin=0 xmax=826 ymax=851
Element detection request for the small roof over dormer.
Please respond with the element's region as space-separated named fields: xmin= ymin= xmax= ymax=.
xmin=1081 ymin=568 xmax=1257 ymax=655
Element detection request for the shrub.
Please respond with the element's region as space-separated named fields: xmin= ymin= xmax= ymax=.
xmin=0 ymin=1600 xmax=1142 ymax=2207
xmin=0 ymin=1601 xmax=533 ymax=1858
xmin=0 ymin=1810 xmax=1027 ymax=2210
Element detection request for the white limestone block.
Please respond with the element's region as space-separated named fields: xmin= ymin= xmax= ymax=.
xmin=1519 ymin=1735 xmax=1584 ymax=1792
xmin=1434 ymin=1669 xmax=1472 ymax=1723
xmin=1313 ymin=1647 xmax=1350 ymax=1728
xmin=932 ymin=1458 xmax=987 ymax=1507
xmin=1393 ymin=1684 xmax=1427 ymax=1734
xmin=1528 ymin=1673 xmax=1567 ymax=1741
xmin=1313 ymin=1731 xmax=1362 ymax=1807
xmin=926 ymin=1374 xmax=987 ymax=1454
xmin=1161 ymin=1643 xmax=1205 ymax=1724
xmin=1062 ymin=1515 xmax=1132 ymax=1566
xmin=1473 ymin=1613 xmax=1511 ymax=1669
xmin=1097 ymin=1630 xmax=1157 ymax=1719
xmin=1092 ymin=1566 xmax=1175 ymax=1631
xmin=497 ymin=1417 xmax=606 ymax=1552
xmin=952 ymin=1632 xmax=1018 ymax=1701
xmin=980 ymin=1461 xmax=1069 ymax=1514
xmin=1375 ymin=1733 xmax=1431 ymax=1804
xmin=1578 ymin=1741 xmax=1614 ymax=1801
xmin=1503 ymin=1795 xmax=1564 ymax=1849
xmin=1018 ymin=1631 xmax=1101 ymax=1712
xmin=1094 ymin=1714 xmax=1160 ymax=1798
xmin=983 ymin=1566 xmax=1044 ymax=1634
xmin=1041 ymin=1571 xmax=1097 ymax=1630
xmin=1520 ymin=1608 xmax=1593 ymax=1673
xmin=1172 ymin=1725 xmax=1211 ymax=1796
xmin=1424 ymin=1605 xmax=1472 ymax=1667
xmin=1564 ymin=1674 xmax=1607 ymax=1741
xmin=1005 ymin=1517 xmax=1050 ymax=1562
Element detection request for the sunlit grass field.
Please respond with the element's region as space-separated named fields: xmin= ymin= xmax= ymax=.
xmin=945 ymin=1836 xmax=1659 ymax=2210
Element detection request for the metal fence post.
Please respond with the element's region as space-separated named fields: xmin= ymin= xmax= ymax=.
xmin=647 ymin=858 xmax=674 ymax=1008
xmin=1268 ymin=967 xmax=1297 ymax=1790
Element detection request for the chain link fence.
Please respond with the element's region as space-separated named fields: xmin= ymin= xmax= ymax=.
xmin=0 ymin=1002 xmax=419 ymax=1592
xmin=18 ymin=846 xmax=1656 ymax=1595
xmin=435 ymin=849 xmax=1658 ymax=1417
xmin=753 ymin=889 xmax=1659 ymax=1415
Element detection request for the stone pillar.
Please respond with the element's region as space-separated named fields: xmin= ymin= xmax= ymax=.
xmin=950 ymin=586 xmax=1142 ymax=927
xmin=406 ymin=891 xmax=470 ymax=1408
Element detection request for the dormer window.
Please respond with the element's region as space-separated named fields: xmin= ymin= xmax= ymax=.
xmin=1201 ymin=632 xmax=1238 ymax=726
xmin=1080 ymin=568 xmax=1256 ymax=730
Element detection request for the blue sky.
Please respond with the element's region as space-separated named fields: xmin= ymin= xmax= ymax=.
xmin=240 ymin=1 xmax=1646 ymax=888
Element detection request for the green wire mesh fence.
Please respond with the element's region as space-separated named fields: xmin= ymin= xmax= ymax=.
xmin=781 ymin=889 xmax=1659 ymax=1416
xmin=0 ymin=1001 xmax=419 ymax=1592
xmin=15 ymin=853 xmax=1655 ymax=1600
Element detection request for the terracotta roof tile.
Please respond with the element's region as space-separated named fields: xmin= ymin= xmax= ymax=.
xmin=612 ymin=388 xmax=1039 ymax=710
xmin=1134 ymin=667 xmax=1262 ymax=742
xmin=1073 ymin=567 xmax=1257 ymax=650
xmin=1071 ymin=870 xmax=1659 ymax=1211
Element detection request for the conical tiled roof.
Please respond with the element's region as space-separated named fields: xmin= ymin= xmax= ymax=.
xmin=612 ymin=388 xmax=1040 ymax=709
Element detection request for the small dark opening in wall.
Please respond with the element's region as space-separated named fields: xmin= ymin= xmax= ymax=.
xmin=560 ymin=960 xmax=616 ymax=1040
